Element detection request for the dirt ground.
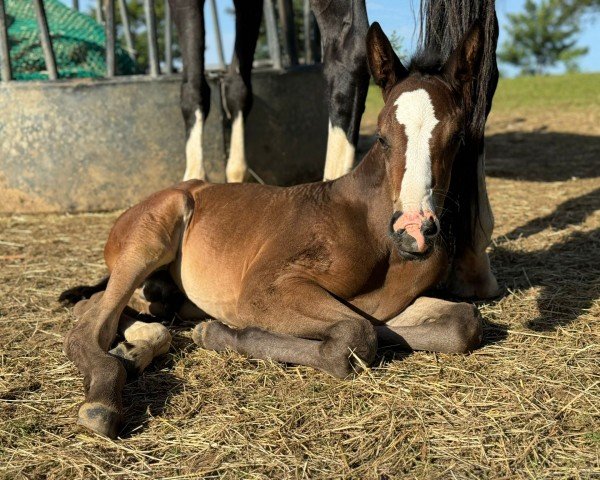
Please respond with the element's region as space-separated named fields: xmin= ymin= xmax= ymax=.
xmin=1 ymin=101 xmax=599 ymax=478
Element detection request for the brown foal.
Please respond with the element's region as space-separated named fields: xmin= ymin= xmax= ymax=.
xmin=62 ymin=23 xmax=491 ymax=438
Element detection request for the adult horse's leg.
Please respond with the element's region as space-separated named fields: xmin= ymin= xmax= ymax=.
xmin=63 ymin=189 xmax=193 ymax=438
xmin=170 ymin=0 xmax=210 ymax=181
xmin=222 ymin=0 xmax=263 ymax=183
xmin=311 ymin=0 xmax=370 ymax=181
xmin=376 ymin=297 xmax=483 ymax=353
xmin=193 ymin=281 xmax=377 ymax=378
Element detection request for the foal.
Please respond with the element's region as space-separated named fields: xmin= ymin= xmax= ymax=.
xmin=63 ymin=23 xmax=488 ymax=438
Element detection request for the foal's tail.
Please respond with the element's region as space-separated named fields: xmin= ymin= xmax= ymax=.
xmin=419 ymin=0 xmax=498 ymax=140
xmin=58 ymin=275 xmax=109 ymax=305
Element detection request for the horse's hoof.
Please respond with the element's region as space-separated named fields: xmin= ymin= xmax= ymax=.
xmin=77 ymin=402 xmax=122 ymax=439
xmin=192 ymin=321 xmax=229 ymax=351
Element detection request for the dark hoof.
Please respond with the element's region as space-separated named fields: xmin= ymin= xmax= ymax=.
xmin=77 ymin=402 xmax=122 ymax=439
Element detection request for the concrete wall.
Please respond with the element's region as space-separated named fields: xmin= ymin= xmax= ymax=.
xmin=0 ymin=66 xmax=327 ymax=213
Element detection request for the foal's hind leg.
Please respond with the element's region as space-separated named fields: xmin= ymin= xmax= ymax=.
xmin=73 ymin=294 xmax=172 ymax=377
xmin=109 ymin=311 xmax=172 ymax=377
xmin=63 ymin=190 xmax=192 ymax=438
xmin=376 ymin=297 xmax=483 ymax=353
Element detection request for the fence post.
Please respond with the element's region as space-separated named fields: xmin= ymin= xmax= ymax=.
xmin=263 ymin=0 xmax=281 ymax=70
xmin=164 ymin=0 xmax=172 ymax=72
xmin=277 ymin=0 xmax=298 ymax=67
xmin=118 ymin=0 xmax=136 ymax=60
xmin=105 ymin=0 xmax=116 ymax=77
xmin=96 ymin=0 xmax=103 ymax=23
xmin=144 ymin=0 xmax=160 ymax=77
xmin=208 ymin=0 xmax=225 ymax=70
xmin=32 ymin=0 xmax=58 ymax=80
xmin=0 ymin=0 xmax=12 ymax=81
xmin=303 ymin=0 xmax=310 ymax=64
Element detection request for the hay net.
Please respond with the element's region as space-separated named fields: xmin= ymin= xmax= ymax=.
xmin=5 ymin=0 xmax=137 ymax=80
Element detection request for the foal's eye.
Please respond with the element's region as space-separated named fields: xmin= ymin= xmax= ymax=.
xmin=377 ymin=135 xmax=390 ymax=150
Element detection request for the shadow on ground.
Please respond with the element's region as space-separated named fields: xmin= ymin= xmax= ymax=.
xmin=118 ymin=332 xmax=195 ymax=438
xmin=491 ymin=187 xmax=600 ymax=331
xmin=486 ymin=131 xmax=600 ymax=181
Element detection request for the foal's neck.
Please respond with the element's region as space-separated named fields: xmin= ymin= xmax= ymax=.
xmin=332 ymin=148 xmax=394 ymax=249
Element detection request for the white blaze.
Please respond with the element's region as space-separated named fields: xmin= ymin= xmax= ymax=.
xmin=183 ymin=109 xmax=205 ymax=181
xmin=394 ymin=89 xmax=439 ymax=212
xmin=323 ymin=121 xmax=356 ymax=181
xmin=226 ymin=112 xmax=247 ymax=183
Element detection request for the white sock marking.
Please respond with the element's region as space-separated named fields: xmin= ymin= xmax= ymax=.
xmin=323 ymin=121 xmax=355 ymax=181
xmin=183 ymin=109 xmax=205 ymax=181
xmin=226 ymin=112 xmax=246 ymax=183
xmin=394 ymin=89 xmax=439 ymax=212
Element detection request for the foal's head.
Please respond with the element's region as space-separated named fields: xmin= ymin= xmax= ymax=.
xmin=366 ymin=22 xmax=484 ymax=259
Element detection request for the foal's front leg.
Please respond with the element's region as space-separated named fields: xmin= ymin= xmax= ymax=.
xmin=193 ymin=281 xmax=378 ymax=378
xmin=376 ymin=297 xmax=483 ymax=353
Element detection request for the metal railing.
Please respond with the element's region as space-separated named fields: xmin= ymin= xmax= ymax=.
xmin=0 ymin=0 xmax=320 ymax=82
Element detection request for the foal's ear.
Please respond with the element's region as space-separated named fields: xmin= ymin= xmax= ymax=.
xmin=366 ymin=22 xmax=408 ymax=100
xmin=444 ymin=22 xmax=484 ymax=84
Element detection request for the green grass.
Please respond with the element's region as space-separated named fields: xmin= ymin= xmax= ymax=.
xmin=493 ymin=72 xmax=600 ymax=112
xmin=363 ymin=72 xmax=600 ymax=124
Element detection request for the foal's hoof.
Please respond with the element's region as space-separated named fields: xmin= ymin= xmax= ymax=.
xmin=77 ymin=402 xmax=122 ymax=439
xmin=192 ymin=321 xmax=230 ymax=351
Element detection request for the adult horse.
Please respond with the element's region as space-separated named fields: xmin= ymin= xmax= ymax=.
xmin=61 ymin=0 xmax=500 ymax=437
xmin=171 ymin=0 xmax=370 ymax=183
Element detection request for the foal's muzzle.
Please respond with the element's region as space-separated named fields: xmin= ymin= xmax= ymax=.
xmin=389 ymin=210 xmax=439 ymax=259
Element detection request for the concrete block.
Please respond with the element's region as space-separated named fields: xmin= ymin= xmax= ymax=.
xmin=0 ymin=65 xmax=327 ymax=213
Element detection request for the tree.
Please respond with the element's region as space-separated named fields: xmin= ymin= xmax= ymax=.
xmin=88 ymin=0 xmax=179 ymax=73
xmin=498 ymin=0 xmax=591 ymax=75
xmin=388 ymin=30 xmax=407 ymax=62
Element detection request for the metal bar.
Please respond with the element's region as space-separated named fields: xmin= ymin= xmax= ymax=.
xmin=72 ymin=0 xmax=79 ymax=10
xmin=277 ymin=0 xmax=298 ymax=66
xmin=310 ymin=11 xmax=321 ymax=63
xmin=208 ymin=0 xmax=225 ymax=70
xmin=303 ymin=0 xmax=310 ymax=64
xmin=0 ymin=0 xmax=12 ymax=81
xmin=32 ymin=0 xmax=58 ymax=80
xmin=118 ymin=0 xmax=135 ymax=59
xmin=143 ymin=0 xmax=160 ymax=76
xmin=105 ymin=0 xmax=115 ymax=77
xmin=96 ymin=0 xmax=103 ymax=23
xmin=263 ymin=0 xmax=281 ymax=70
xmin=164 ymin=0 xmax=172 ymax=72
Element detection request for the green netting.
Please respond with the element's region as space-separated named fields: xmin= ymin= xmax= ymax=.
xmin=5 ymin=0 xmax=138 ymax=80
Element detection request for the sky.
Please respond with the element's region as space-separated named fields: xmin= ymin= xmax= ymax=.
xmin=72 ymin=0 xmax=600 ymax=76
